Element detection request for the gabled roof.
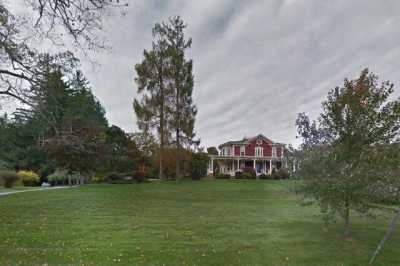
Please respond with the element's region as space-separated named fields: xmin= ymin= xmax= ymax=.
xmin=218 ymin=134 xmax=283 ymax=148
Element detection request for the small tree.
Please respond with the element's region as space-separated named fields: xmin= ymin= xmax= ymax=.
xmin=191 ymin=152 xmax=209 ymax=180
xmin=295 ymin=69 xmax=400 ymax=239
xmin=207 ymin=147 xmax=219 ymax=155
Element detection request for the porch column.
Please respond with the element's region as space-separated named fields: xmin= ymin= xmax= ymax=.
xmin=209 ymin=158 xmax=214 ymax=174
xmin=269 ymin=159 xmax=272 ymax=173
xmin=253 ymin=159 xmax=256 ymax=170
xmin=237 ymin=159 xmax=240 ymax=171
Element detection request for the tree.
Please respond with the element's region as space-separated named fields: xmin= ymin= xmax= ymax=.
xmin=0 ymin=1 xmax=127 ymax=124
xmin=295 ymin=69 xmax=400 ymax=239
xmin=105 ymin=125 xmax=141 ymax=173
xmin=156 ymin=16 xmax=197 ymax=178
xmin=133 ymin=22 xmax=174 ymax=180
xmin=191 ymin=152 xmax=209 ymax=180
xmin=207 ymin=147 xmax=219 ymax=155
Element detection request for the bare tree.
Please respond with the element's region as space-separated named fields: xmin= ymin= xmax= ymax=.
xmin=0 ymin=0 xmax=127 ymax=107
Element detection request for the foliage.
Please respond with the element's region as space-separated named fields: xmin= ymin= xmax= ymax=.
xmin=295 ymin=69 xmax=400 ymax=238
xmin=132 ymin=171 xmax=147 ymax=183
xmin=0 ymin=1 xmax=127 ymax=109
xmin=190 ymin=152 xmax=208 ymax=180
xmin=152 ymin=148 xmax=192 ymax=179
xmin=161 ymin=16 xmax=198 ymax=178
xmin=258 ymin=174 xmax=270 ymax=180
xmin=47 ymin=170 xmax=68 ymax=186
xmin=17 ymin=171 xmax=40 ymax=187
xmin=107 ymin=173 xmax=120 ymax=183
xmin=0 ymin=160 xmax=9 ymax=170
xmin=0 ymin=171 xmax=19 ymax=188
xmin=89 ymin=176 xmax=108 ymax=184
xmin=243 ymin=167 xmax=256 ymax=179
xmin=133 ymin=16 xmax=197 ymax=180
xmin=213 ymin=173 xmax=231 ymax=179
xmin=207 ymin=147 xmax=219 ymax=155
xmin=271 ymin=168 xmax=290 ymax=180
xmin=104 ymin=126 xmax=142 ymax=173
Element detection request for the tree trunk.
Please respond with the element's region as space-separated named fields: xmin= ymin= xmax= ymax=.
xmin=158 ymin=70 xmax=165 ymax=180
xmin=175 ymin=111 xmax=181 ymax=179
xmin=175 ymin=70 xmax=181 ymax=180
xmin=369 ymin=207 xmax=400 ymax=264
xmin=343 ymin=199 xmax=351 ymax=239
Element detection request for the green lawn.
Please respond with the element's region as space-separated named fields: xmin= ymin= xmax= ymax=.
xmin=0 ymin=186 xmax=42 ymax=193
xmin=0 ymin=180 xmax=398 ymax=266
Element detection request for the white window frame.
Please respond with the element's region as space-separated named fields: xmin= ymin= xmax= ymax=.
xmin=272 ymin=147 xmax=277 ymax=157
xmin=255 ymin=147 xmax=263 ymax=157
xmin=240 ymin=146 xmax=245 ymax=156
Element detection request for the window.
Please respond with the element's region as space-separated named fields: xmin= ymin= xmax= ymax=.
xmin=272 ymin=147 xmax=277 ymax=157
xmin=240 ymin=146 xmax=245 ymax=156
xmin=255 ymin=147 xmax=263 ymax=157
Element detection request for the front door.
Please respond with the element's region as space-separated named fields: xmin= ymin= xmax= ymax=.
xmin=256 ymin=162 xmax=263 ymax=174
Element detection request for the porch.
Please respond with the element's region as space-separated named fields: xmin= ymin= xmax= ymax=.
xmin=208 ymin=155 xmax=284 ymax=177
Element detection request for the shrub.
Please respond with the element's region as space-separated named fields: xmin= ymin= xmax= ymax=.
xmin=48 ymin=170 xmax=68 ymax=186
xmin=0 ymin=171 xmax=19 ymax=188
xmin=259 ymin=174 xmax=270 ymax=180
xmin=242 ymin=167 xmax=256 ymax=179
xmin=271 ymin=168 xmax=290 ymax=180
xmin=107 ymin=172 xmax=133 ymax=184
xmin=107 ymin=172 xmax=120 ymax=182
xmin=235 ymin=171 xmax=243 ymax=179
xmin=18 ymin=171 xmax=40 ymax=187
xmin=191 ymin=152 xmax=209 ymax=180
xmin=91 ymin=176 xmax=107 ymax=183
xmin=242 ymin=172 xmax=254 ymax=179
xmin=213 ymin=173 xmax=231 ymax=179
xmin=132 ymin=170 xmax=147 ymax=183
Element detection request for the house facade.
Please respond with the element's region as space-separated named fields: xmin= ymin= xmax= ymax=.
xmin=208 ymin=134 xmax=286 ymax=176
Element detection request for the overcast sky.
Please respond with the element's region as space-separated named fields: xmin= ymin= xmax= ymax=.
xmin=23 ymin=0 xmax=400 ymax=148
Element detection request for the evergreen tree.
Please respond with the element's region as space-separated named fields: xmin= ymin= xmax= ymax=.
xmin=133 ymin=22 xmax=174 ymax=180
xmin=158 ymin=16 xmax=198 ymax=178
xmin=134 ymin=16 xmax=198 ymax=179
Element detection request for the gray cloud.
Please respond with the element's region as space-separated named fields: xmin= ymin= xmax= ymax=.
xmin=23 ymin=0 xmax=400 ymax=148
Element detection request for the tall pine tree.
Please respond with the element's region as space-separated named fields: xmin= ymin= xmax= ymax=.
xmin=158 ymin=16 xmax=197 ymax=178
xmin=134 ymin=23 xmax=173 ymax=180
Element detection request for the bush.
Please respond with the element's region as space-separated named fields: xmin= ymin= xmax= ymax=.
xmin=132 ymin=170 xmax=147 ymax=183
xmin=259 ymin=174 xmax=270 ymax=180
xmin=235 ymin=171 xmax=243 ymax=179
xmin=48 ymin=170 xmax=68 ymax=186
xmin=107 ymin=172 xmax=120 ymax=182
xmin=17 ymin=171 xmax=40 ymax=187
xmin=191 ymin=152 xmax=209 ymax=180
xmin=0 ymin=171 xmax=19 ymax=188
xmin=107 ymin=172 xmax=133 ymax=184
xmin=242 ymin=167 xmax=256 ymax=179
xmin=242 ymin=172 xmax=255 ymax=179
xmin=271 ymin=168 xmax=290 ymax=180
xmin=90 ymin=176 xmax=107 ymax=183
xmin=213 ymin=173 xmax=231 ymax=179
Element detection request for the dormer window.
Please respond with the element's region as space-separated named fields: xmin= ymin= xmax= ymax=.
xmin=255 ymin=147 xmax=263 ymax=157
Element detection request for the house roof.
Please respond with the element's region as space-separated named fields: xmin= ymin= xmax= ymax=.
xmin=218 ymin=134 xmax=284 ymax=148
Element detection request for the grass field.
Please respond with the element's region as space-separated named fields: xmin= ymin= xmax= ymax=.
xmin=0 ymin=180 xmax=399 ymax=266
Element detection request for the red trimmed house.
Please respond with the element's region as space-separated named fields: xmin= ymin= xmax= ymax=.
xmin=208 ymin=134 xmax=286 ymax=176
